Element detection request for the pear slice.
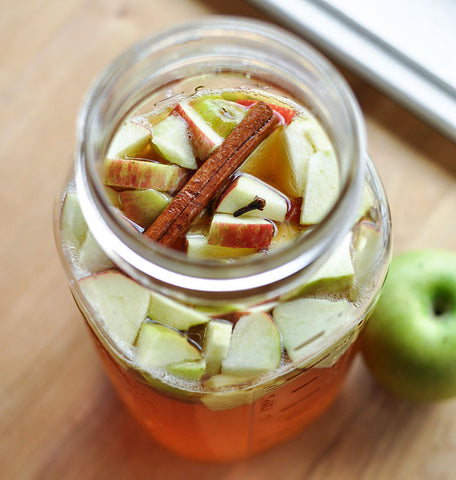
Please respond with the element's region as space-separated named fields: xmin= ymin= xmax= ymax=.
xmin=203 ymin=319 xmax=233 ymax=376
xmin=273 ymin=298 xmax=353 ymax=364
xmin=148 ymin=291 xmax=209 ymax=330
xmin=135 ymin=322 xmax=202 ymax=373
xmin=300 ymin=151 xmax=340 ymax=225
xmin=221 ymin=312 xmax=281 ymax=377
xmin=78 ymin=271 xmax=150 ymax=345
xmin=151 ymin=114 xmax=197 ymax=169
xmin=107 ymin=121 xmax=151 ymax=159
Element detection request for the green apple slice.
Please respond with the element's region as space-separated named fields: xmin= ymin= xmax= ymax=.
xmin=273 ymin=298 xmax=353 ymax=364
xmin=295 ymin=232 xmax=354 ymax=296
xmin=79 ymin=230 xmax=114 ymax=273
xmin=135 ymin=322 xmax=202 ymax=372
xmin=186 ymin=234 xmax=257 ymax=260
xmin=283 ymin=117 xmax=315 ymax=196
xmin=300 ymin=151 xmax=340 ymax=225
xmin=79 ymin=271 xmax=150 ymax=345
xmin=208 ymin=214 xmax=274 ymax=249
xmin=215 ymin=174 xmax=289 ymax=222
xmin=221 ymin=312 xmax=281 ymax=377
xmin=107 ymin=121 xmax=151 ymax=159
xmin=166 ymin=359 xmax=206 ymax=380
xmin=60 ymin=192 xmax=88 ymax=248
xmin=119 ymin=189 xmax=172 ymax=228
xmin=104 ymin=158 xmax=183 ymax=191
xmin=203 ymin=319 xmax=233 ymax=375
xmin=148 ymin=291 xmax=209 ymax=330
xmin=190 ymin=98 xmax=246 ymax=137
xmin=151 ymin=114 xmax=197 ymax=169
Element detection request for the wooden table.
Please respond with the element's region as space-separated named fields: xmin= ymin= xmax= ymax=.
xmin=1 ymin=1 xmax=455 ymax=478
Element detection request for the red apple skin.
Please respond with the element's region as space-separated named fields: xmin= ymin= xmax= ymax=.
xmin=173 ymin=104 xmax=218 ymax=160
xmin=208 ymin=220 xmax=274 ymax=249
xmin=104 ymin=158 xmax=183 ymax=191
xmin=236 ymin=99 xmax=295 ymax=125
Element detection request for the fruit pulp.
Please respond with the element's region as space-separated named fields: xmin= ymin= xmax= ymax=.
xmin=92 ymin=329 xmax=357 ymax=461
xmin=60 ymin=84 xmax=387 ymax=461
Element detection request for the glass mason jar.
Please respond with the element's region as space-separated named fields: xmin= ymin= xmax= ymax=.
xmin=55 ymin=18 xmax=391 ymax=462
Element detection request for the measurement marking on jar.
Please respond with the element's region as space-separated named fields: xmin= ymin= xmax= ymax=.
xmin=292 ymin=330 xmax=325 ymax=354
xmin=280 ymin=387 xmax=321 ymax=414
xmin=291 ymin=375 xmax=319 ymax=394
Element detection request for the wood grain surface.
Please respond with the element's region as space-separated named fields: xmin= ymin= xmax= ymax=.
xmin=1 ymin=1 xmax=455 ymax=479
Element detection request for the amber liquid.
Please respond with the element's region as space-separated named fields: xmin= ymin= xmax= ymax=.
xmin=91 ymin=330 xmax=356 ymax=462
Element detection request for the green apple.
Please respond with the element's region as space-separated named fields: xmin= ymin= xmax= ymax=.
xmin=215 ymin=174 xmax=289 ymax=222
xmin=78 ymin=271 xmax=150 ymax=345
xmin=135 ymin=322 xmax=203 ymax=375
xmin=107 ymin=121 xmax=151 ymax=159
xmin=148 ymin=291 xmax=209 ymax=330
xmin=151 ymin=114 xmax=197 ymax=169
xmin=300 ymin=151 xmax=340 ymax=225
xmin=104 ymin=158 xmax=184 ymax=191
xmin=221 ymin=312 xmax=281 ymax=377
xmin=203 ymin=319 xmax=233 ymax=376
xmin=273 ymin=298 xmax=353 ymax=364
xmin=207 ymin=213 xmax=274 ymax=249
xmin=360 ymin=250 xmax=456 ymax=401
xmin=119 ymin=189 xmax=172 ymax=228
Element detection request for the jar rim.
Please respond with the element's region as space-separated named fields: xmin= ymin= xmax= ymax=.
xmin=75 ymin=17 xmax=366 ymax=300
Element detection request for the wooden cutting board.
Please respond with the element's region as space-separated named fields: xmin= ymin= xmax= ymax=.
xmin=1 ymin=1 xmax=455 ymax=478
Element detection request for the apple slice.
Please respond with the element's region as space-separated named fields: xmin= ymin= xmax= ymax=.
xmin=357 ymin=183 xmax=376 ymax=221
xmin=221 ymin=312 xmax=281 ymax=377
xmin=300 ymin=151 xmax=340 ymax=225
xmin=190 ymin=97 xmax=247 ymax=137
xmin=236 ymin=99 xmax=295 ymax=125
xmin=352 ymin=221 xmax=384 ymax=287
xmin=119 ymin=189 xmax=172 ymax=228
xmin=104 ymin=158 xmax=184 ymax=191
xmin=283 ymin=117 xmax=315 ymax=196
xmin=79 ymin=230 xmax=114 ymax=273
xmin=186 ymin=234 xmax=257 ymax=260
xmin=273 ymin=298 xmax=353 ymax=364
xmin=208 ymin=214 xmax=274 ymax=249
xmin=79 ymin=271 xmax=150 ymax=345
xmin=203 ymin=319 xmax=233 ymax=376
xmin=151 ymin=114 xmax=197 ymax=169
xmin=148 ymin=291 xmax=209 ymax=330
xmin=286 ymin=232 xmax=354 ymax=298
xmin=300 ymin=117 xmax=333 ymax=153
xmin=60 ymin=192 xmax=88 ymax=248
xmin=166 ymin=359 xmax=206 ymax=380
xmin=215 ymin=174 xmax=289 ymax=222
xmin=135 ymin=322 xmax=202 ymax=372
xmin=174 ymin=101 xmax=223 ymax=160
xmin=107 ymin=121 xmax=151 ymax=159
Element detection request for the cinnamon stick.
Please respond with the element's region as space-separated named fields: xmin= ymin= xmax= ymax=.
xmin=144 ymin=102 xmax=278 ymax=246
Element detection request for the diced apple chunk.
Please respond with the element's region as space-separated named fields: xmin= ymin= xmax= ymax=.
xmin=208 ymin=214 xmax=274 ymax=249
xmin=300 ymin=151 xmax=340 ymax=225
xmin=79 ymin=230 xmax=114 ymax=273
xmin=166 ymin=359 xmax=206 ymax=380
xmin=174 ymin=101 xmax=223 ymax=160
xmin=151 ymin=114 xmax=197 ymax=169
xmin=148 ymin=291 xmax=209 ymax=330
xmin=221 ymin=312 xmax=281 ymax=377
xmin=104 ymin=158 xmax=183 ymax=191
xmin=79 ymin=271 xmax=150 ymax=345
xmin=119 ymin=189 xmax=172 ymax=228
xmin=203 ymin=320 xmax=233 ymax=375
xmin=273 ymin=298 xmax=352 ymax=364
xmin=215 ymin=174 xmax=289 ymax=222
xmin=135 ymin=322 xmax=202 ymax=372
xmin=186 ymin=234 xmax=257 ymax=260
xmin=107 ymin=121 xmax=151 ymax=159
